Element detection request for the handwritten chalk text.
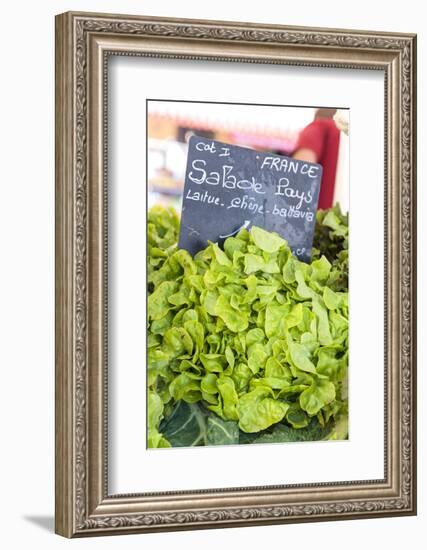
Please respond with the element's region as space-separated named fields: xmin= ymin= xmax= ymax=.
xmin=260 ymin=156 xmax=320 ymax=178
xmin=188 ymin=160 xmax=265 ymax=194
xmin=275 ymin=177 xmax=313 ymax=209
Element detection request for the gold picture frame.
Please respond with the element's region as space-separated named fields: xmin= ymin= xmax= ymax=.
xmin=55 ymin=11 xmax=417 ymax=537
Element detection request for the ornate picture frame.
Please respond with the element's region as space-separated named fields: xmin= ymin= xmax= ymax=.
xmin=55 ymin=11 xmax=417 ymax=537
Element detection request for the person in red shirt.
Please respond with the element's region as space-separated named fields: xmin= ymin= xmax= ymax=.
xmin=293 ymin=108 xmax=340 ymax=210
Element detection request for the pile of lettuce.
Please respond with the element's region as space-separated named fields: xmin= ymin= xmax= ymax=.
xmin=312 ymin=205 xmax=349 ymax=292
xmin=147 ymin=205 xmax=349 ymax=448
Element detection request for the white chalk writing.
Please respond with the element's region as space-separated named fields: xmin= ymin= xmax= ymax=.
xmin=260 ymin=156 xmax=320 ymax=178
xmin=188 ymin=160 xmax=265 ymax=194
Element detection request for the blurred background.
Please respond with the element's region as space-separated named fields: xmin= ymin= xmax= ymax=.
xmin=147 ymin=100 xmax=349 ymax=213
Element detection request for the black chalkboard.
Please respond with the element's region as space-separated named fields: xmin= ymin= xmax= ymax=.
xmin=178 ymin=136 xmax=323 ymax=263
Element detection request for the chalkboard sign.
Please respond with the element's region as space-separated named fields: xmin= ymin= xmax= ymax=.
xmin=178 ymin=136 xmax=322 ymax=263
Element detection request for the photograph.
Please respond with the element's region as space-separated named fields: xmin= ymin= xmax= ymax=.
xmin=53 ymin=10 xmax=416 ymax=538
xmin=147 ymin=100 xmax=350 ymax=449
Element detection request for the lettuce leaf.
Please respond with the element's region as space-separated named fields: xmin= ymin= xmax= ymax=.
xmin=240 ymin=417 xmax=332 ymax=444
xmin=160 ymin=401 xmax=207 ymax=447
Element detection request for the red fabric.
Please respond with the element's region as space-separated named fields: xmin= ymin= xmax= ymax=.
xmin=294 ymin=118 xmax=340 ymax=209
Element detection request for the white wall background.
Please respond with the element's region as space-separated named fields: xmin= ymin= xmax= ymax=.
xmin=0 ymin=1 xmax=424 ymax=548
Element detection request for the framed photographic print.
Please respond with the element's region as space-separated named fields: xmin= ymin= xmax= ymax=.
xmin=55 ymin=11 xmax=417 ymax=537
